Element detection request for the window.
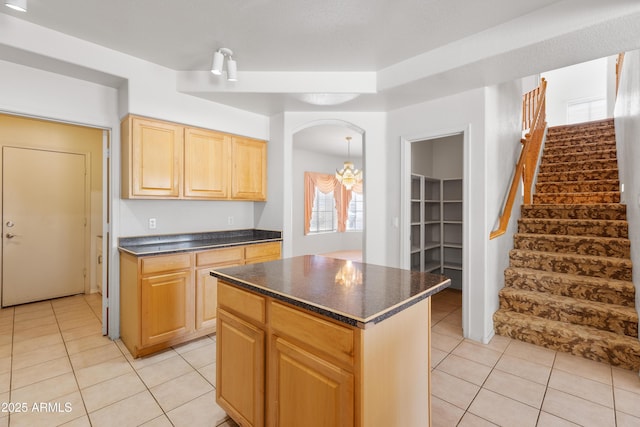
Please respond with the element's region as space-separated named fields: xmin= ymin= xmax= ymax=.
xmin=304 ymin=171 xmax=363 ymax=235
xmin=309 ymin=188 xmax=337 ymax=233
xmin=346 ymin=191 xmax=363 ymax=231
xmin=567 ymin=98 xmax=606 ymax=124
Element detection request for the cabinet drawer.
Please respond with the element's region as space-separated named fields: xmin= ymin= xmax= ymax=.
xmin=141 ymin=253 xmax=192 ymax=275
xmin=218 ymin=281 xmax=266 ymax=324
xmin=196 ymin=246 xmax=244 ymax=267
xmin=245 ymin=242 xmax=281 ymax=263
xmin=271 ymin=301 xmax=354 ymax=366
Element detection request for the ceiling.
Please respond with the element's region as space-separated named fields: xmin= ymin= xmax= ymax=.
xmin=3 ymin=0 xmax=640 ymax=117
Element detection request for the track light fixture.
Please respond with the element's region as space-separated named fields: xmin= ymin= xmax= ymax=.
xmin=211 ymin=47 xmax=237 ymax=81
xmin=5 ymin=0 xmax=27 ymax=12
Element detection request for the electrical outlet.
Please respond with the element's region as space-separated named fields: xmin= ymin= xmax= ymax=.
xmin=148 ymin=218 xmax=157 ymax=229
xmin=228 ymin=216 xmax=234 ymax=225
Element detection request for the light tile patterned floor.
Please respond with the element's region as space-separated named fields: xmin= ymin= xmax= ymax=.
xmin=0 ymin=294 xmax=238 ymax=427
xmin=1 ymin=291 xmax=639 ymax=426
xmin=430 ymin=289 xmax=640 ymax=427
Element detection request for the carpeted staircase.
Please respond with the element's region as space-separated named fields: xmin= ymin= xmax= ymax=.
xmin=493 ymin=118 xmax=640 ymax=371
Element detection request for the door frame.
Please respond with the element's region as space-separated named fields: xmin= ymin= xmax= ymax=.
xmin=0 ymin=112 xmax=112 ymax=336
xmin=400 ymin=125 xmax=470 ymax=339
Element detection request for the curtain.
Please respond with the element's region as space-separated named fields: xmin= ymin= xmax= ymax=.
xmin=304 ymin=172 xmax=361 ymax=234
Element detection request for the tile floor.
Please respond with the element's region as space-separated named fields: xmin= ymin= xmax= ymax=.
xmin=0 ymin=290 xmax=638 ymax=426
xmin=0 ymin=293 xmax=237 ymax=427
xmin=430 ymin=289 xmax=640 ymax=427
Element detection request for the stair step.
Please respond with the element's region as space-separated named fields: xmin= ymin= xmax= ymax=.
xmin=545 ymin=131 xmax=615 ymax=146
xmin=539 ymin=159 xmax=618 ymax=174
xmin=536 ymin=168 xmax=619 ymax=183
xmin=547 ymin=119 xmax=614 ymax=136
xmin=504 ymin=267 xmax=636 ymax=307
xmin=536 ymin=180 xmax=620 ymax=194
xmin=509 ymin=249 xmax=632 ymax=281
xmin=513 ymin=233 xmax=630 ymax=258
xmin=540 ymin=148 xmax=618 ymax=165
xmin=517 ymin=218 xmax=628 ymax=238
xmin=543 ymin=140 xmax=616 ymax=157
xmin=533 ymin=192 xmax=620 ymax=204
xmin=499 ymin=288 xmax=638 ymax=337
xmin=493 ymin=309 xmax=640 ymax=370
xmin=521 ymin=204 xmax=626 ymax=220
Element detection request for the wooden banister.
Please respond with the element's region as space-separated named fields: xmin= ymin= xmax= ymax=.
xmin=616 ymin=53 xmax=625 ymax=95
xmin=490 ymin=78 xmax=547 ymax=240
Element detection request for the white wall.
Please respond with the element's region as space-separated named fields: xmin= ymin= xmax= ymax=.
xmin=278 ymin=112 xmax=387 ymax=266
xmin=411 ymin=141 xmax=434 ymax=176
xmin=613 ymin=49 xmax=640 ymax=328
xmin=411 ymin=135 xmax=463 ymax=179
xmin=484 ymin=80 xmax=525 ymax=343
xmin=291 ymin=148 xmax=363 ymax=256
xmin=388 ymin=88 xmax=488 ymax=341
xmin=542 ymin=57 xmax=612 ymax=126
xmin=0 ymin=14 xmax=273 ymax=338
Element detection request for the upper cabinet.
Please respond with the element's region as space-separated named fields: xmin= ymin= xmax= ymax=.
xmin=184 ymin=127 xmax=230 ymax=199
xmin=231 ymin=136 xmax=267 ymax=201
xmin=121 ymin=115 xmax=267 ymax=201
xmin=121 ymin=116 xmax=183 ymax=198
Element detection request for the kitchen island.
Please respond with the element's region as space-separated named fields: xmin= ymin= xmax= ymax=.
xmin=211 ymin=255 xmax=450 ymax=427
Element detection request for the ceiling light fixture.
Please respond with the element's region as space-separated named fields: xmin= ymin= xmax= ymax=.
xmin=5 ymin=0 xmax=26 ymax=12
xmin=336 ymin=136 xmax=363 ymax=190
xmin=211 ymin=47 xmax=237 ymax=82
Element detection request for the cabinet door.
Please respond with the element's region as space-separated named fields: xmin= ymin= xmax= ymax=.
xmin=245 ymin=242 xmax=281 ymax=265
xmin=141 ymin=270 xmax=194 ymax=347
xmin=269 ymin=337 xmax=354 ymax=427
xmin=130 ymin=117 xmax=183 ymax=198
xmin=217 ymin=309 xmax=265 ymax=427
xmin=231 ymin=137 xmax=267 ymax=201
xmin=184 ymin=128 xmax=230 ymax=199
xmin=195 ymin=268 xmax=219 ymax=330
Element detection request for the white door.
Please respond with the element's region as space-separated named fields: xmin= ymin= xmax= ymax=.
xmin=2 ymin=147 xmax=87 ymax=306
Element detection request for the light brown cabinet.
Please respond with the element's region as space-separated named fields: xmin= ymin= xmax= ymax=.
xmin=121 ymin=115 xmax=267 ymax=201
xmin=217 ymin=279 xmax=432 ymax=427
xmin=121 ymin=116 xmax=183 ymax=198
xmin=231 ymin=136 xmax=267 ymax=201
xmin=184 ymin=127 xmax=230 ymax=199
xmin=217 ymin=282 xmax=356 ymax=427
xmin=120 ymin=241 xmax=280 ymax=358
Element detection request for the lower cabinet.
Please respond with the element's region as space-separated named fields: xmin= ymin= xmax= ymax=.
xmin=120 ymin=241 xmax=280 ymax=358
xmin=217 ymin=281 xmax=356 ymax=427
xmin=217 ymin=280 xmax=432 ymax=427
xmin=141 ymin=270 xmax=194 ymax=347
xmin=271 ymin=337 xmax=354 ymax=427
xmin=217 ymin=309 xmax=265 ymax=427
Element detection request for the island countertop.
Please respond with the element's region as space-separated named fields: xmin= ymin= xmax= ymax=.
xmin=210 ymin=254 xmax=451 ymax=328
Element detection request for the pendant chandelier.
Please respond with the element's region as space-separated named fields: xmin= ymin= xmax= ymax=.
xmin=335 ymin=136 xmax=363 ymax=190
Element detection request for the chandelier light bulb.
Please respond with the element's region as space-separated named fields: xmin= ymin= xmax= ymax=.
xmin=336 ymin=137 xmax=363 ymax=189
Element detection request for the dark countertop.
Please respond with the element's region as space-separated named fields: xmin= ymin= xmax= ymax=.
xmin=211 ymin=255 xmax=451 ymax=328
xmin=118 ymin=229 xmax=282 ymax=256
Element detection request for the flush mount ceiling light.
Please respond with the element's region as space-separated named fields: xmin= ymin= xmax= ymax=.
xmin=336 ymin=136 xmax=363 ymax=190
xmin=292 ymin=93 xmax=360 ymax=106
xmin=5 ymin=0 xmax=27 ymax=11
xmin=211 ymin=47 xmax=237 ymax=82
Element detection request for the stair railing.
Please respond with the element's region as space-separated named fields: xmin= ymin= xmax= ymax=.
xmin=490 ymin=78 xmax=547 ymax=240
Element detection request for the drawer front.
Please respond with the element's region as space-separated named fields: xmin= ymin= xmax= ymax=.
xmin=271 ymin=301 xmax=354 ymax=366
xmin=218 ymin=281 xmax=266 ymax=324
xmin=245 ymin=242 xmax=281 ymax=263
xmin=141 ymin=253 xmax=192 ymax=275
xmin=196 ymin=246 xmax=244 ymax=267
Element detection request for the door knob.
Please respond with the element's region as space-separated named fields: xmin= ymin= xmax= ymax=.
xmin=5 ymin=233 xmax=17 ymax=239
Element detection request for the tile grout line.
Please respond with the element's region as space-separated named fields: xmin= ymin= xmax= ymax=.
xmin=52 ymin=297 xmax=92 ymax=426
